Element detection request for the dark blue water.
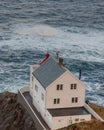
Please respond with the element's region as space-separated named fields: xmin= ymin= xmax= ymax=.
xmin=0 ymin=0 xmax=104 ymax=106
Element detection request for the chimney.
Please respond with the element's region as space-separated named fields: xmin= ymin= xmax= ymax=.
xmin=59 ymin=58 xmax=64 ymax=66
xmin=79 ymin=69 xmax=82 ymax=80
xmin=56 ymin=51 xmax=60 ymax=60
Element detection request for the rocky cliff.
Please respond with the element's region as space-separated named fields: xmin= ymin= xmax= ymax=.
xmin=0 ymin=92 xmax=36 ymax=130
xmin=0 ymin=92 xmax=104 ymax=130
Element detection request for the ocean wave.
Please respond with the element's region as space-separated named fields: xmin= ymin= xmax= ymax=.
xmin=0 ymin=0 xmax=104 ymax=106
xmin=0 ymin=24 xmax=104 ymax=64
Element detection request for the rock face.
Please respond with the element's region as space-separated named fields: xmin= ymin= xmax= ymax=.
xmin=0 ymin=92 xmax=36 ymax=130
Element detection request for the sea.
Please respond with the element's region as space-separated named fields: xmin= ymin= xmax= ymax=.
xmin=0 ymin=0 xmax=104 ymax=106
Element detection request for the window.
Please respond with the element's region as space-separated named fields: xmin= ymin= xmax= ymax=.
xmin=70 ymin=84 xmax=77 ymax=89
xmin=57 ymin=98 xmax=60 ymax=104
xmin=72 ymin=97 xmax=78 ymax=103
xmin=75 ymin=97 xmax=78 ymax=103
xmin=75 ymin=118 xmax=79 ymax=122
xmin=54 ymin=98 xmax=60 ymax=104
xmin=31 ymin=77 xmax=34 ymax=89
xmin=72 ymin=97 xmax=74 ymax=103
xmin=35 ymin=85 xmax=38 ymax=92
xmin=41 ymin=93 xmax=44 ymax=101
xmin=31 ymin=85 xmax=33 ymax=89
xmin=69 ymin=120 xmax=72 ymax=125
xmin=54 ymin=99 xmax=57 ymax=104
xmin=80 ymin=119 xmax=85 ymax=122
xmin=71 ymin=84 xmax=73 ymax=89
xmin=32 ymin=76 xmax=33 ymax=81
xmin=57 ymin=84 xmax=63 ymax=90
xmin=74 ymin=84 xmax=77 ymax=89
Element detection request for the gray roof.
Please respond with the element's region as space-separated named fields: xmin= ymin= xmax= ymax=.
xmin=48 ymin=107 xmax=90 ymax=117
xmin=32 ymin=57 xmax=66 ymax=88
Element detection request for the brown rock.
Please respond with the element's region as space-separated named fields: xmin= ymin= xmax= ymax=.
xmin=0 ymin=92 xmax=36 ymax=130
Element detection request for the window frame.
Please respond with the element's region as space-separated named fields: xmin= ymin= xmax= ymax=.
xmin=75 ymin=118 xmax=79 ymax=122
xmin=72 ymin=97 xmax=78 ymax=103
xmin=70 ymin=83 xmax=77 ymax=89
xmin=54 ymin=98 xmax=60 ymax=104
xmin=72 ymin=97 xmax=74 ymax=103
xmin=74 ymin=84 xmax=77 ymax=89
xmin=56 ymin=84 xmax=63 ymax=90
xmin=35 ymin=84 xmax=38 ymax=92
xmin=54 ymin=99 xmax=57 ymax=104
xmin=41 ymin=93 xmax=44 ymax=101
xmin=71 ymin=84 xmax=73 ymax=89
xmin=32 ymin=76 xmax=33 ymax=81
xmin=75 ymin=97 xmax=78 ymax=103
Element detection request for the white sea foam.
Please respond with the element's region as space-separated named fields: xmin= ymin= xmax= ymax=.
xmin=1 ymin=24 xmax=104 ymax=63
xmin=0 ymin=24 xmax=104 ymax=106
xmin=14 ymin=24 xmax=60 ymax=36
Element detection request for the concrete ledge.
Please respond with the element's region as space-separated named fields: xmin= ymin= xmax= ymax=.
xmin=18 ymin=87 xmax=104 ymax=130
xmin=19 ymin=87 xmax=29 ymax=93
xmin=18 ymin=87 xmax=50 ymax=130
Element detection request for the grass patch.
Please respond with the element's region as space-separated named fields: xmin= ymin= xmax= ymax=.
xmin=89 ymin=102 xmax=104 ymax=119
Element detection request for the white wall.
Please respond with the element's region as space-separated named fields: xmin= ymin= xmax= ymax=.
xmin=29 ymin=64 xmax=46 ymax=118
xmin=36 ymin=108 xmax=91 ymax=130
xmin=51 ymin=114 xmax=91 ymax=130
xmin=32 ymin=77 xmax=46 ymax=116
xmin=44 ymin=110 xmax=53 ymax=129
xmin=46 ymin=71 xmax=86 ymax=109
xmin=29 ymin=65 xmax=39 ymax=97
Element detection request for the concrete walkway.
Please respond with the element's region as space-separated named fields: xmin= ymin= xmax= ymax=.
xmin=18 ymin=90 xmax=50 ymax=130
xmin=23 ymin=92 xmax=50 ymax=130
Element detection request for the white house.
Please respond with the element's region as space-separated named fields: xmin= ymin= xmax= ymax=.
xmin=29 ymin=53 xmax=92 ymax=130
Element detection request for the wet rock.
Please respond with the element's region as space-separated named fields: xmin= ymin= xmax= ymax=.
xmin=0 ymin=92 xmax=36 ymax=130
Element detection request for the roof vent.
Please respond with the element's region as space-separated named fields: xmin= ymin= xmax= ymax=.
xmin=40 ymin=54 xmax=50 ymax=65
xmin=56 ymin=51 xmax=60 ymax=60
xmin=59 ymin=58 xmax=64 ymax=66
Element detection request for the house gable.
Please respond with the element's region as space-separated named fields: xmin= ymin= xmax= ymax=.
xmin=46 ymin=70 xmax=86 ymax=109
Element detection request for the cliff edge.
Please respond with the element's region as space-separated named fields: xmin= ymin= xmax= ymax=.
xmin=0 ymin=92 xmax=36 ymax=130
xmin=0 ymin=92 xmax=104 ymax=130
